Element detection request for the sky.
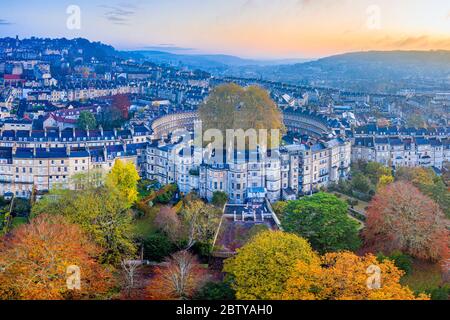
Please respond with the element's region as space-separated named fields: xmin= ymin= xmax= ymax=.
xmin=0 ymin=0 xmax=449 ymax=59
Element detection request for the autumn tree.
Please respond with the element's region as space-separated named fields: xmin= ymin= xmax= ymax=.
xmin=32 ymin=186 xmax=136 ymax=265
xmin=223 ymin=230 xmax=320 ymax=300
xmin=198 ymin=83 xmax=285 ymax=150
xmin=364 ymin=162 xmax=392 ymax=185
xmin=0 ymin=214 xmax=113 ymax=300
xmin=283 ymin=251 xmax=429 ymax=300
xmin=97 ymin=105 xmax=124 ymax=130
xmin=112 ymin=94 xmax=131 ymax=119
xmin=406 ymin=113 xmax=427 ymax=128
xmin=377 ymin=174 xmax=394 ymax=190
xmin=179 ymin=199 xmax=222 ymax=250
xmin=97 ymin=94 xmax=130 ymax=129
xmin=106 ymin=159 xmax=140 ymax=207
xmin=154 ymin=200 xmax=222 ymax=251
xmin=363 ymin=181 xmax=448 ymax=262
xmin=154 ymin=206 xmax=183 ymax=244
xmin=77 ymin=111 xmax=97 ymax=130
xmin=281 ymin=193 xmax=361 ymax=253
xmin=146 ymin=250 xmax=207 ymax=300
xmin=395 ymin=167 xmax=450 ymax=218
xmin=121 ymin=260 xmax=143 ymax=298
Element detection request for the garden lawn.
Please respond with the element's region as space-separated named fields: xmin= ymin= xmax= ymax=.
xmin=333 ymin=192 xmax=369 ymax=213
xmin=132 ymin=206 xmax=159 ymax=238
xmin=401 ymin=259 xmax=444 ymax=293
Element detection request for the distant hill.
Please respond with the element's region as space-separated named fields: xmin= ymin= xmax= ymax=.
xmin=5 ymin=37 xmax=447 ymax=93
xmin=127 ymin=50 xmax=309 ymax=71
xmin=226 ymin=50 xmax=450 ymax=93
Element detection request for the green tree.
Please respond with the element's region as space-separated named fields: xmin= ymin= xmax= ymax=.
xmin=212 ymin=191 xmax=228 ymax=208
xmin=141 ymin=232 xmax=176 ymax=262
xmin=106 ymin=159 xmax=140 ymax=207
xmin=271 ymin=201 xmax=288 ymax=219
xmin=77 ymin=111 xmax=97 ymax=130
xmin=377 ymin=251 xmax=413 ymax=275
xmin=351 ymin=173 xmax=372 ymax=194
xmin=31 ymin=186 xmax=136 ymax=265
xmin=223 ymin=230 xmax=320 ymax=300
xmin=281 ymin=193 xmax=361 ymax=253
xmin=195 ymin=281 xmax=236 ymax=300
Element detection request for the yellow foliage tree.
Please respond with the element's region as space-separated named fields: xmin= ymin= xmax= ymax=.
xmin=283 ymin=251 xmax=429 ymax=300
xmin=223 ymin=230 xmax=320 ymax=300
xmin=395 ymin=167 xmax=435 ymax=186
xmin=106 ymin=159 xmax=140 ymax=207
xmin=198 ymin=83 xmax=285 ymax=150
xmin=377 ymin=174 xmax=394 ymax=190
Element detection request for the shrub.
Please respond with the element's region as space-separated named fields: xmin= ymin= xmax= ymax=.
xmin=212 ymin=191 xmax=228 ymax=208
xmin=142 ymin=232 xmax=176 ymax=262
xmin=377 ymin=251 xmax=413 ymax=275
xmin=427 ymin=286 xmax=449 ymax=300
xmin=389 ymin=251 xmax=413 ymax=275
xmin=195 ymin=281 xmax=236 ymax=300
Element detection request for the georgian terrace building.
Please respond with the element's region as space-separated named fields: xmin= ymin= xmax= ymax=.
xmin=352 ymin=136 xmax=449 ymax=169
xmin=145 ymin=135 xmax=351 ymax=204
xmin=0 ymin=124 xmax=152 ymax=198
xmin=352 ymin=124 xmax=450 ymax=169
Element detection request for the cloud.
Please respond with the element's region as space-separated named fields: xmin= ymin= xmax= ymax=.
xmin=373 ymin=35 xmax=450 ymax=50
xmin=240 ymin=0 xmax=336 ymax=17
xmin=395 ymin=35 xmax=430 ymax=47
xmin=0 ymin=19 xmax=12 ymax=25
xmin=100 ymin=3 xmax=137 ymax=25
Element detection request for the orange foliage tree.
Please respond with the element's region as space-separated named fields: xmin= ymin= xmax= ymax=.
xmin=146 ymin=250 xmax=207 ymax=300
xmin=283 ymin=251 xmax=429 ymax=300
xmin=0 ymin=214 xmax=114 ymax=300
xmin=112 ymin=94 xmax=131 ymax=119
xmin=363 ymin=181 xmax=448 ymax=262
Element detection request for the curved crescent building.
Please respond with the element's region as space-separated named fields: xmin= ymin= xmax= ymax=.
xmin=151 ymin=111 xmax=198 ymax=140
xmin=150 ymin=107 xmax=342 ymax=140
xmin=282 ymin=107 xmax=339 ymax=137
xmin=147 ymin=108 xmax=351 ymax=204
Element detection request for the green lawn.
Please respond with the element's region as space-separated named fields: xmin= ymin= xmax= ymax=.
xmin=347 ymin=214 xmax=365 ymax=230
xmin=132 ymin=206 xmax=159 ymax=238
xmin=11 ymin=216 xmax=28 ymax=228
xmin=333 ymin=192 xmax=369 ymax=213
xmin=401 ymin=260 xmax=444 ymax=293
